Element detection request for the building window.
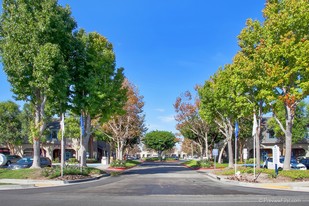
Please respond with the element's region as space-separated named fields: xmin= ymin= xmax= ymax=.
xmin=268 ymin=129 xmax=276 ymax=139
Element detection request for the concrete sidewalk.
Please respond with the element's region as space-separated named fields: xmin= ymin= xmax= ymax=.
xmin=204 ymin=171 xmax=309 ymax=192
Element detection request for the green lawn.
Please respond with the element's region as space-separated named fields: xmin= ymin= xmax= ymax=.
xmin=182 ymin=160 xmax=228 ymax=169
xmin=0 ymin=168 xmax=41 ymax=179
xmin=125 ymin=160 xmax=141 ymax=168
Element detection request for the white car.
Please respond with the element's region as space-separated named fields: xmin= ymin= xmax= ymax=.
xmin=263 ymin=157 xmax=307 ymax=170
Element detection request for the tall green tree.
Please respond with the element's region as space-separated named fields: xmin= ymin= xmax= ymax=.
xmin=143 ymin=130 xmax=177 ymax=159
xmin=199 ymin=64 xmax=252 ymax=167
xmin=236 ymin=0 xmax=309 ymax=170
xmin=70 ymin=30 xmax=126 ymax=166
xmin=0 ymin=0 xmax=76 ymax=168
xmin=234 ymin=24 xmax=268 ymax=168
xmin=0 ymin=101 xmax=22 ymax=154
xmin=260 ymin=0 xmax=308 ymax=170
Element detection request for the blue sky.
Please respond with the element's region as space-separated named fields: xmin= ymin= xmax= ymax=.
xmin=0 ymin=0 xmax=265 ymax=134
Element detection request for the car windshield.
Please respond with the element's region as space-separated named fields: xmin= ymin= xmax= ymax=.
xmin=17 ymin=157 xmax=33 ymax=164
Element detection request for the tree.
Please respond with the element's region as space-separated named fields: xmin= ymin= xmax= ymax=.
xmin=0 ymin=101 xmax=22 ymax=154
xmin=19 ymin=103 xmax=33 ymax=143
xmin=143 ymin=130 xmax=177 ymax=159
xmin=0 ymin=0 xmax=76 ymax=168
xmin=199 ymin=65 xmax=252 ymax=167
xmin=237 ymin=0 xmax=309 ymax=170
xmin=101 ymin=79 xmax=146 ymax=160
xmin=70 ymin=30 xmax=126 ymax=166
xmin=181 ymin=138 xmax=200 ymax=158
xmin=267 ymin=101 xmax=309 ymax=144
xmin=174 ymin=90 xmax=210 ymax=159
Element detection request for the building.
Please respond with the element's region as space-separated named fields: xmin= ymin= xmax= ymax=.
xmin=0 ymin=121 xmax=111 ymax=162
xmin=245 ymin=119 xmax=309 ymax=161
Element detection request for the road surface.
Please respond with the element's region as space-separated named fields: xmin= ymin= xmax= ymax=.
xmin=0 ymin=162 xmax=308 ymax=206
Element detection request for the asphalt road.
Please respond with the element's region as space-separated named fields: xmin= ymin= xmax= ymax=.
xmin=0 ymin=162 xmax=308 ymax=206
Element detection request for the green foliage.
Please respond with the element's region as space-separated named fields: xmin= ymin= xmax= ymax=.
xmin=70 ymin=30 xmax=127 ymax=120
xmin=64 ymin=114 xmax=80 ymax=139
xmin=197 ymin=160 xmax=214 ymax=168
xmin=125 ymin=160 xmax=141 ymax=167
xmin=246 ymin=158 xmax=255 ymax=164
xmin=67 ymin=158 xmax=79 ymax=164
xmin=53 ymin=157 xmax=60 ymax=163
xmin=279 ymin=170 xmax=309 ymax=180
xmin=216 ymin=167 xmax=309 ymax=180
xmin=0 ymin=0 xmax=77 ymax=167
xmin=0 ymin=168 xmax=39 ymax=179
xmin=110 ymin=159 xmax=126 ymax=168
xmin=267 ymin=101 xmax=309 ymax=142
xmin=143 ymin=130 xmax=177 ymax=154
xmin=0 ymin=101 xmax=23 ymax=147
xmin=182 ymin=160 xmax=199 ymax=168
xmin=41 ymin=165 xmax=102 ymax=179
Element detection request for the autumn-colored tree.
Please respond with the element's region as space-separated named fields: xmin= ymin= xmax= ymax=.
xmin=181 ymin=138 xmax=200 ymax=157
xmin=174 ymin=90 xmax=210 ymax=158
xmin=101 ymin=79 xmax=146 ymax=160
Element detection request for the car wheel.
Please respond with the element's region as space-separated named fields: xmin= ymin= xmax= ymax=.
xmin=264 ymin=165 xmax=267 ymax=169
xmin=6 ymin=161 xmax=11 ymax=166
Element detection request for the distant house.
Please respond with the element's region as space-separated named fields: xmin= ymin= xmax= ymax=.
xmin=1 ymin=121 xmax=111 ymax=162
xmin=245 ymin=118 xmax=309 ymax=161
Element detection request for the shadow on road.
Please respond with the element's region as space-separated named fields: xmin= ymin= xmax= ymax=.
xmin=121 ymin=161 xmax=195 ymax=176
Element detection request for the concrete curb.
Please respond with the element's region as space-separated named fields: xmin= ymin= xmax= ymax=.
xmin=0 ymin=173 xmax=110 ymax=189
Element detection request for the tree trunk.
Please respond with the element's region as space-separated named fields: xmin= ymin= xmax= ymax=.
xmin=199 ymin=144 xmax=203 ymax=158
xmin=79 ymin=114 xmax=91 ymax=167
xmin=31 ymin=98 xmax=46 ymax=169
xmin=255 ymin=106 xmax=262 ymax=169
xmin=118 ymin=140 xmax=124 ymax=160
xmin=218 ymin=141 xmax=227 ymax=164
xmin=204 ymin=133 xmax=209 ymax=159
xmin=283 ymin=106 xmax=293 ymax=170
xmin=227 ymin=137 xmax=234 ymax=168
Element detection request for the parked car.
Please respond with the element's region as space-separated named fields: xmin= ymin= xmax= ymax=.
xmin=300 ymin=158 xmax=309 ymax=169
xmin=7 ymin=156 xmax=52 ymax=170
xmin=5 ymin=155 xmax=21 ymax=166
xmin=263 ymin=157 xmax=307 ymax=170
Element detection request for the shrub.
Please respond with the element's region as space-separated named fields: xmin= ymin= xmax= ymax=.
xmin=197 ymin=160 xmax=214 ymax=168
xmin=67 ymin=158 xmax=78 ymax=164
xmin=182 ymin=160 xmax=199 ymax=168
xmin=52 ymin=157 xmax=60 ymax=163
xmin=279 ymin=170 xmax=309 ymax=180
xmin=110 ymin=159 xmax=126 ymax=168
xmin=41 ymin=165 xmax=91 ymax=179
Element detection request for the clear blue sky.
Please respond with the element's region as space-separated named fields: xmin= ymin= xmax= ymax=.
xmin=0 ymin=0 xmax=265 ymax=134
